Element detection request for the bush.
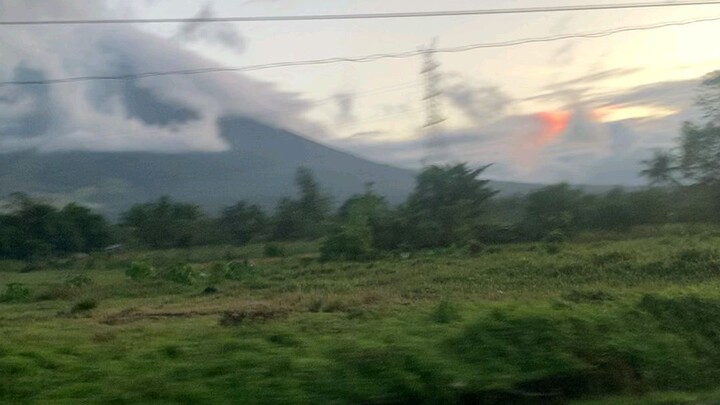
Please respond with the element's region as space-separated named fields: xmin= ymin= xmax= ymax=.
xmin=264 ymin=244 xmax=285 ymax=258
xmin=65 ymin=274 xmax=93 ymax=288
xmin=226 ymin=259 xmax=253 ymax=280
xmin=545 ymin=243 xmax=562 ymax=255
xmin=71 ymin=299 xmax=98 ymax=313
xmin=160 ymin=263 xmax=197 ymax=285
xmin=544 ymin=229 xmax=567 ymax=243
xmin=320 ymin=231 xmax=371 ymax=261
xmin=467 ymin=239 xmax=483 ymax=255
xmin=431 ymin=300 xmax=461 ymax=323
xmin=126 ymin=262 xmax=154 ymax=281
xmin=0 ymin=283 xmax=31 ymax=303
xmin=208 ymin=262 xmax=229 ymax=284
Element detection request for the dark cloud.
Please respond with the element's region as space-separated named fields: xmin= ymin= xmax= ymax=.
xmin=444 ymin=77 xmax=511 ymax=125
xmin=177 ymin=3 xmax=245 ymax=51
xmin=596 ymin=78 xmax=699 ymax=110
xmin=122 ymin=81 xmax=201 ymax=127
xmin=333 ymin=93 xmax=355 ymax=125
xmin=0 ymin=66 xmax=54 ymax=138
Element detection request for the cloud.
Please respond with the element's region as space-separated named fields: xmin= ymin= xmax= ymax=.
xmin=444 ymin=76 xmax=511 ymax=125
xmin=176 ymin=3 xmax=245 ymax=51
xmin=548 ymin=42 xmax=576 ymax=65
xmin=0 ymin=0 xmax=320 ymax=153
xmin=333 ymin=93 xmax=355 ymax=125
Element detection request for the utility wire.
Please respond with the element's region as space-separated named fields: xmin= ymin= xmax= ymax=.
xmin=2 ymin=1 xmax=720 ymax=25
xmin=1 ymin=15 xmax=718 ymax=87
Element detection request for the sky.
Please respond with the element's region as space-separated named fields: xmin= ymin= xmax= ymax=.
xmin=1 ymin=0 xmax=720 ymax=185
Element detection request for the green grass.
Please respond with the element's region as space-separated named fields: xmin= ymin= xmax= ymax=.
xmin=2 ymin=232 xmax=720 ymax=403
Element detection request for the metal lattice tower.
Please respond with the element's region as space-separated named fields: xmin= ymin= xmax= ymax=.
xmin=420 ymin=38 xmax=449 ymax=166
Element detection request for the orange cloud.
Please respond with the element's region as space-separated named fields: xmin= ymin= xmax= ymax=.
xmin=535 ymin=111 xmax=570 ymax=145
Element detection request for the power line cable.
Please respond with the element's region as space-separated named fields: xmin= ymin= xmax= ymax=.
xmin=312 ymin=80 xmax=423 ymax=106
xmin=1 ymin=15 xmax=718 ymax=87
xmin=2 ymin=1 xmax=720 ymax=25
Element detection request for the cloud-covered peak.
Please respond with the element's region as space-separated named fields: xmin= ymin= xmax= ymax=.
xmin=0 ymin=0 xmax=319 ymax=153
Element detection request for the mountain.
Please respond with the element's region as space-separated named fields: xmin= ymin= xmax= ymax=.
xmin=0 ymin=116 xmax=624 ymax=218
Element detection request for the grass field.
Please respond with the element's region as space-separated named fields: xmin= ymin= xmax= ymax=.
xmin=2 ymin=226 xmax=720 ymax=404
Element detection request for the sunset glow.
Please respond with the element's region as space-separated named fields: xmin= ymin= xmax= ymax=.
xmin=535 ymin=111 xmax=571 ymax=144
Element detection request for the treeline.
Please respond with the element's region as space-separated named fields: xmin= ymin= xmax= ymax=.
xmin=1 ymin=162 xmax=718 ymax=261
xmin=0 ymin=194 xmax=111 ymax=260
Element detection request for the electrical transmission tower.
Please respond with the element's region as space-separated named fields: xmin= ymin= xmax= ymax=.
xmin=420 ymin=38 xmax=449 ymax=166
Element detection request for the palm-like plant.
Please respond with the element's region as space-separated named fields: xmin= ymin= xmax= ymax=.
xmin=640 ymin=150 xmax=680 ymax=187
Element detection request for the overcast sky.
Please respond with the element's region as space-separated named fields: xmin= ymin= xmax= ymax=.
xmin=2 ymin=0 xmax=720 ymax=184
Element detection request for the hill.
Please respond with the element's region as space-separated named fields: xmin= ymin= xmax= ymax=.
xmin=0 ymin=115 xmax=622 ymax=218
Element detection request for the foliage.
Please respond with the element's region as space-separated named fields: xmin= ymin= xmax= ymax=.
xmin=126 ymin=261 xmax=154 ymax=281
xmin=521 ymin=183 xmax=583 ymax=239
xmin=697 ymin=70 xmax=720 ymax=126
xmin=0 ymin=194 xmax=111 ymax=260
xmin=64 ymin=274 xmax=93 ymax=288
xmin=3 ymin=233 xmax=720 ymax=403
xmin=263 ymin=244 xmax=285 ymax=258
xmin=71 ymin=299 xmax=98 ymax=313
xmin=0 ymin=283 xmax=31 ymax=303
xmin=220 ymin=202 xmax=267 ymax=245
xmin=160 ymin=263 xmax=197 ymax=285
xmin=272 ymin=167 xmax=331 ymax=240
xmin=121 ymin=196 xmax=209 ymax=249
xmin=640 ymin=150 xmax=680 ymax=187
xmin=403 ymin=163 xmax=497 ymax=248
xmin=679 ymin=123 xmax=720 ymax=185
xmin=430 ymin=300 xmax=461 ymax=323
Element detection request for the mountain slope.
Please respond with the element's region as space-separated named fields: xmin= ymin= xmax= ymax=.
xmin=0 ymin=116 xmax=417 ymax=217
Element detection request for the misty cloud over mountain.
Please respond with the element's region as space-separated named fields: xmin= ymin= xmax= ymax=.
xmin=0 ymin=0 xmax=322 ymax=153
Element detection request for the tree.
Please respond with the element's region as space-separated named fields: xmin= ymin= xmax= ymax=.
xmin=0 ymin=194 xmax=112 ymax=259
xmin=321 ymin=186 xmax=389 ymax=260
xmin=295 ymin=166 xmax=332 ymax=223
xmin=403 ymin=163 xmax=497 ymax=248
xmin=272 ymin=167 xmax=331 ymax=240
xmin=220 ymin=202 xmax=267 ymax=245
xmin=698 ymin=70 xmax=720 ymax=126
xmin=640 ymin=150 xmax=680 ymax=187
xmin=121 ymin=196 xmax=205 ymax=248
xmin=679 ymin=123 xmax=720 ymax=185
xmin=521 ymin=183 xmax=583 ymax=239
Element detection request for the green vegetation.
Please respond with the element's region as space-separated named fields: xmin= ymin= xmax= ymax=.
xmin=1 ymin=69 xmax=720 ymax=404
xmin=2 ymin=230 xmax=720 ymax=404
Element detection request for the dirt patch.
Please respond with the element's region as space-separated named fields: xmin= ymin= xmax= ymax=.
xmin=101 ymin=308 xmax=220 ymax=325
xmin=219 ymin=306 xmax=288 ymax=326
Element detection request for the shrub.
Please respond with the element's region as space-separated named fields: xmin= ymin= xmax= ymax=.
xmin=675 ymin=248 xmax=717 ymax=263
xmin=36 ymin=286 xmax=75 ymax=301
xmin=126 ymin=262 xmax=154 ymax=281
xmin=1 ymin=283 xmax=31 ymax=303
xmin=320 ymin=231 xmax=371 ymax=261
xmin=226 ymin=259 xmax=253 ymax=280
xmin=431 ymin=300 xmax=461 ymax=323
xmin=208 ymin=262 xmax=229 ymax=284
xmin=264 ymin=244 xmax=285 ymax=258
xmin=545 ymin=243 xmax=562 ymax=255
xmin=544 ymin=229 xmax=567 ymax=243
xmin=160 ymin=263 xmax=197 ymax=285
xmin=71 ymin=299 xmax=98 ymax=313
xmin=65 ymin=274 xmax=93 ymax=288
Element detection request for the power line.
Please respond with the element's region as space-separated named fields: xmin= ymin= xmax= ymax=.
xmin=1 ymin=15 xmax=718 ymax=87
xmin=312 ymin=80 xmax=422 ymax=107
xmin=2 ymin=1 xmax=720 ymax=25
